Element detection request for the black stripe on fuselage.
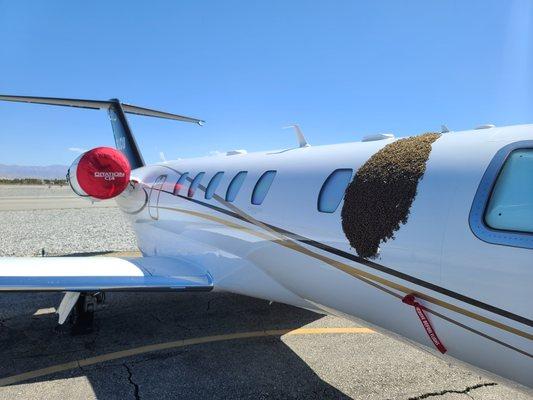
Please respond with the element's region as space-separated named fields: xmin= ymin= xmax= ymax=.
xmin=153 ymin=170 xmax=533 ymax=328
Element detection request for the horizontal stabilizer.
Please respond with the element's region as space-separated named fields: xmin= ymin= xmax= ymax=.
xmin=0 ymin=94 xmax=204 ymax=169
xmin=0 ymin=256 xmax=213 ymax=292
xmin=0 ymin=95 xmax=204 ymax=124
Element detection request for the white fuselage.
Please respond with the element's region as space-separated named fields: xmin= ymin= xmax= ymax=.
xmin=116 ymin=124 xmax=533 ymax=386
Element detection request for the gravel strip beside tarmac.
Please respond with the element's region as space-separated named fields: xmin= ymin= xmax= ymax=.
xmin=0 ymin=208 xmax=138 ymax=257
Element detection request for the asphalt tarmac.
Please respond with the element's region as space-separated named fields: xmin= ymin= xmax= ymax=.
xmin=0 ymin=290 xmax=531 ymax=400
xmin=0 ymin=185 xmax=531 ymax=399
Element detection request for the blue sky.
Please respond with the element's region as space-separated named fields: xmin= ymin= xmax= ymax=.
xmin=0 ymin=0 xmax=531 ymax=166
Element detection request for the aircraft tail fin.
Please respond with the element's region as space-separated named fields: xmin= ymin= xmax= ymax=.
xmin=0 ymin=95 xmax=204 ymax=169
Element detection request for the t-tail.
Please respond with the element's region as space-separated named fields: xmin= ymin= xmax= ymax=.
xmin=0 ymin=94 xmax=204 ymax=169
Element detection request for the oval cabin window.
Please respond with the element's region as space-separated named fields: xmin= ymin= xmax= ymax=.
xmin=205 ymin=171 xmax=224 ymax=200
xmin=251 ymin=170 xmax=276 ymax=205
xmin=188 ymin=172 xmax=205 ymax=198
xmin=226 ymin=171 xmax=247 ymax=202
xmin=174 ymin=172 xmax=189 ymax=195
xmin=318 ymin=169 xmax=353 ymax=213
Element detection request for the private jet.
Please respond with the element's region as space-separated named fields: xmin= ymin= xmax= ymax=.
xmin=0 ymin=95 xmax=531 ymax=387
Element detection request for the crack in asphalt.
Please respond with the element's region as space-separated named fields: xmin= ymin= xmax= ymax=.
xmin=206 ymin=298 xmax=214 ymax=312
xmin=405 ymin=382 xmax=498 ymax=400
xmin=149 ymin=311 xmax=164 ymax=324
xmin=123 ymin=363 xmax=141 ymax=400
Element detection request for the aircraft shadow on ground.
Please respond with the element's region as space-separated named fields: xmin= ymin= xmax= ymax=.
xmin=0 ymin=291 xmax=352 ymax=399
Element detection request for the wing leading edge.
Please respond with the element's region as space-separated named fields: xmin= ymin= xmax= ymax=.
xmin=0 ymin=256 xmax=213 ymax=292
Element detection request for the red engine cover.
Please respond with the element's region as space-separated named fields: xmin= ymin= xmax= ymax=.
xmin=75 ymin=147 xmax=131 ymax=199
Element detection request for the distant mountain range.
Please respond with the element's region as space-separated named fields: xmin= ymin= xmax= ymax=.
xmin=0 ymin=164 xmax=68 ymax=179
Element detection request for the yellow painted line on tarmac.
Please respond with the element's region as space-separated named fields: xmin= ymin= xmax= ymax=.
xmin=0 ymin=327 xmax=374 ymax=387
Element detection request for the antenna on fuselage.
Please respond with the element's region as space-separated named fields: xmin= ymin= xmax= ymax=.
xmin=283 ymin=124 xmax=310 ymax=148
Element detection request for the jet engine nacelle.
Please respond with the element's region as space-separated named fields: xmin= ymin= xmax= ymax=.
xmin=67 ymin=147 xmax=131 ymax=200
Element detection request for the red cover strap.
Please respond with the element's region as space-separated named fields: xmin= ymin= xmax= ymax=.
xmin=402 ymin=294 xmax=447 ymax=354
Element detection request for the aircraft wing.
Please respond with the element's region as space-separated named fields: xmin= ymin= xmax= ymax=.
xmin=0 ymin=256 xmax=213 ymax=292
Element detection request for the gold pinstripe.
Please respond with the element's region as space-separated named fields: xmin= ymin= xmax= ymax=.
xmin=157 ymin=205 xmax=532 ymax=342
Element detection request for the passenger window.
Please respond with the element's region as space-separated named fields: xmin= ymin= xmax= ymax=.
xmin=188 ymin=172 xmax=205 ymax=198
xmin=205 ymin=172 xmax=224 ymax=200
xmin=318 ymin=169 xmax=353 ymax=213
xmin=226 ymin=171 xmax=247 ymax=202
xmin=252 ymin=170 xmax=277 ymax=205
xmin=485 ymin=149 xmax=533 ymax=233
xmin=174 ymin=172 xmax=189 ymax=195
